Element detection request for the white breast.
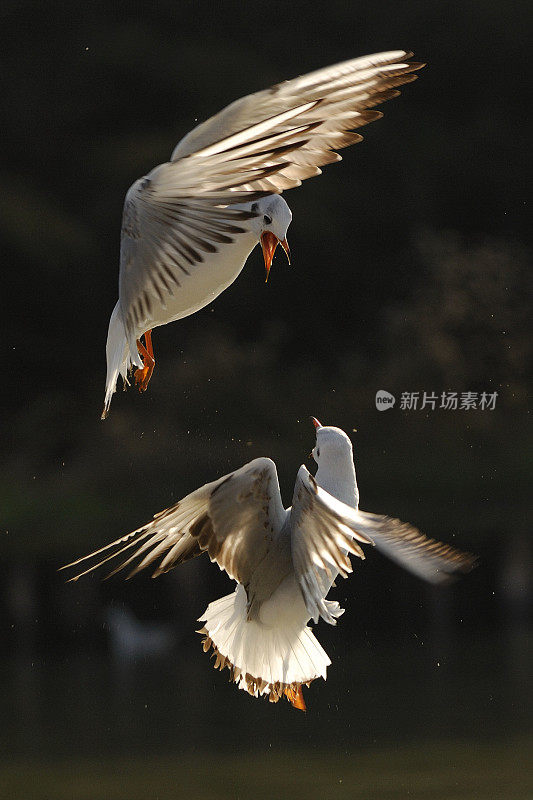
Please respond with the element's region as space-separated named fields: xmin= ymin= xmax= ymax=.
xmin=137 ymin=232 xmax=258 ymax=333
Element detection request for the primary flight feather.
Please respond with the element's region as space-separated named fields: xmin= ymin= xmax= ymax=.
xmin=102 ymin=51 xmax=424 ymax=417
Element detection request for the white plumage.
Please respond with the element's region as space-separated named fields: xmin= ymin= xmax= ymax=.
xmin=102 ymin=51 xmax=424 ymax=417
xmin=62 ymin=419 xmax=474 ymax=709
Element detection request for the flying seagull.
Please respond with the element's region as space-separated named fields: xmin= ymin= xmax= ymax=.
xmin=61 ymin=418 xmax=474 ymax=710
xmin=102 ymin=51 xmax=424 ymax=417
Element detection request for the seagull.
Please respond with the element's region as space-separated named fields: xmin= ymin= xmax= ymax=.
xmin=102 ymin=51 xmax=425 ymax=417
xmin=61 ymin=418 xmax=475 ymax=710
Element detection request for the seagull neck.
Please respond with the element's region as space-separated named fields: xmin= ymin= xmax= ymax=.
xmin=315 ymin=455 xmax=359 ymax=510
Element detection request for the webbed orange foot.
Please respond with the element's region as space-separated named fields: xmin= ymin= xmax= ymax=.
xmin=134 ymin=330 xmax=155 ymax=393
xmin=284 ymin=683 xmax=307 ymax=711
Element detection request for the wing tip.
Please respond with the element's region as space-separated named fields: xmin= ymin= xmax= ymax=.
xmin=407 ymin=61 xmax=427 ymax=71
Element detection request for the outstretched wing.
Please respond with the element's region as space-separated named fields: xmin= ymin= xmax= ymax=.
xmin=119 ymin=51 xmax=424 ymax=336
xmin=290 ymin=466 xmax=476 ymax=625
xmin=171 ymin=50 xmax=423 ymax=173
xmin=60 ymin=458 xmax=286 ymax=586
xmin=290 ymin=466 xmax=371 ymax=624
xmin=351 ymin=508 xmax=477 ymax=583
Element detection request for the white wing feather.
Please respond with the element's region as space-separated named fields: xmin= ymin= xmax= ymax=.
xmin=119 ymin=51 xmax=424 ymax=335
xmin=171 ymin=51 xmax=422 ymax=162
xmin=290 ymin=466 xmax=475 ymax=625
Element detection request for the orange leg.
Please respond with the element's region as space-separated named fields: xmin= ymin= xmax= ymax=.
xmin=134 ymin=329 xmax=155 ymax=392
xmin=284 ymin=684 xmax=307 ymax=711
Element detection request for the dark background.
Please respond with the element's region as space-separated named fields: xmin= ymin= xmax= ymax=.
xmin=2 ymin=1 xmax=531 ymax=798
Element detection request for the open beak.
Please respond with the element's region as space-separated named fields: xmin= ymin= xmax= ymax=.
xmin=311 ymin=416 xmax=322 ymax=429
xmin=261 ymin=232 xmax=290 ymax=282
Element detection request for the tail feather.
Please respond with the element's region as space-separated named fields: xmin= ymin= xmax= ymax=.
xmin=101 ymin=302 xmax=142 ymax=419
xmin=198 ymin=586 xmax=330 ymax=708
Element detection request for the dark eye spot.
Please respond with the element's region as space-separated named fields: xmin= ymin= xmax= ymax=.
xmin=316 ymin=448 xmax=320 ymax=457
xmin=263 ymin=214 xmax=272 ymax=225
xmin=251 ymin=202 xmax=258 ymax=212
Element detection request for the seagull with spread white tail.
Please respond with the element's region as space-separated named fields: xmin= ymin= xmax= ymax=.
xmin=102 ymin=51 xmax=425 ymax=417
xmin=61 ymin=419 xmax=475 ymax=710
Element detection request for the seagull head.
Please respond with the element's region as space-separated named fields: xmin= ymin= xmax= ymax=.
xmin=311 ymin=417 xmax=353 ymax=466
xmin=249 ymin=195 xmax=291 ymax=281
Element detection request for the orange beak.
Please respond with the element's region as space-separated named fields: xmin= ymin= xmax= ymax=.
xmin=260 ymin=232 xmax=290 ymax=282
xmin=311 ymin=416 xmax=322 ymax=429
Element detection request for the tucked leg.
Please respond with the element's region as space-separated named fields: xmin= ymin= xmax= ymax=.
xmin=284 ymin=684 xmax=307 ymax=711
xmin=134 ymin=330 xmax=155 ymax=392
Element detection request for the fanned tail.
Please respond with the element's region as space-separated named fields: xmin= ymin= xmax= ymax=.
xmin=198 ymin=585 xmax=331 ymax=710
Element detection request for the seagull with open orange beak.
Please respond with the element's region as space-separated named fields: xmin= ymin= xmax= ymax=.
xmin=259 ymin=212 xmax=291 ymax=282
xmin=261 ymin=230 xmax=290 ymax=282
xmin=102 ymin=50 xmax=425 ymax=417
xmin=103 ymin=193 xmax=292 ymax=418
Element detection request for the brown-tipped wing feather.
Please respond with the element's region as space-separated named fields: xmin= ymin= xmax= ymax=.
xmin=290 ymin=466 xmax=476 ymax=625
xmin=290 ymin=466 xmax=371 ymax=624
xmin=171 ymin=51 xmax=424 ymax=166
xmin=61 ymin=459 xmax=474 ymax=627
xmin=120 ymin=51 xmax=424 ymax=337
xmin=60 ymin=458 xmax=287 ymax=586
xmin=353 ymin=509 xmax=477 ymax=583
